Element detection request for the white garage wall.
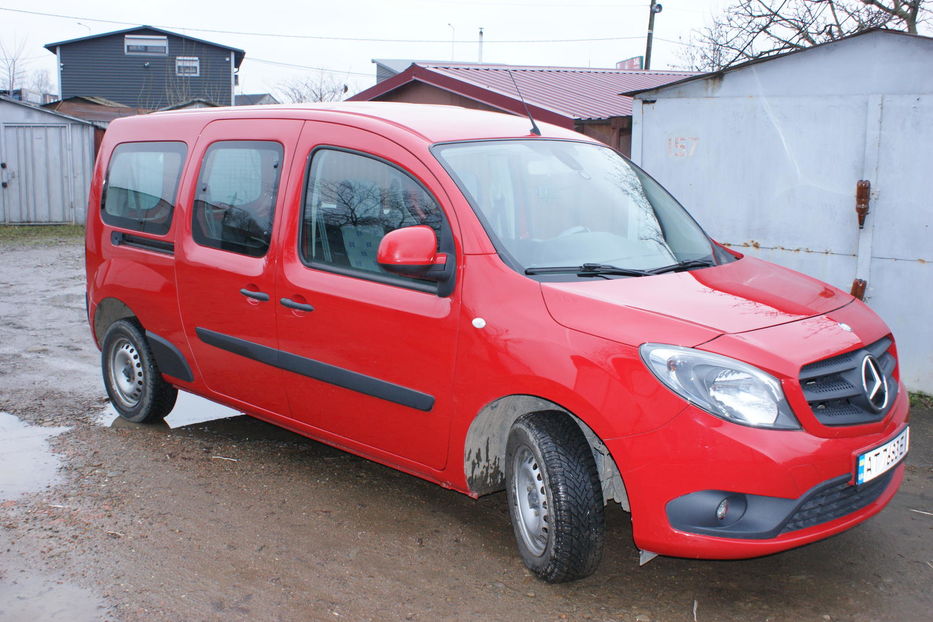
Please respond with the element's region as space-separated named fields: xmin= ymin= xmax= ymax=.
xmin=631 ymin=31 xmax=933 ymax=392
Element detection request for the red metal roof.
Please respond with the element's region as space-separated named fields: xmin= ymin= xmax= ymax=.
xmin=350 ymin=62 xmax=696 ymax=121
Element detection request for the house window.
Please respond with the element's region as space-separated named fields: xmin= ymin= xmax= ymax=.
xmin=175 ymin=56 xmax=200 ymax=77
xmin=124 ymin=35 xmax=168 ymax=55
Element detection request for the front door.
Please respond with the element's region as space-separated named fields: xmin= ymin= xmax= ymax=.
xmin=274 ymin=122 xmax=461 ymax=470
xmin=175 ymin=119 xmax=302 ymax=416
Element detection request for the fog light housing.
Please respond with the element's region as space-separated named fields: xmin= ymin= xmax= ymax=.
xmin=668 ymin=491 xmax=749 ymax=532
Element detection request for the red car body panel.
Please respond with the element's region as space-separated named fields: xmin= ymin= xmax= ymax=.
xmin=543 ymin=256 xmax=852 ymax=344
xmin=173 ymin=119 xmax=302 ymax=416
xmin=85 ymin=103 xmax=909 ymax=561
xmin=271 ymin=121 xmax=462 ymax=470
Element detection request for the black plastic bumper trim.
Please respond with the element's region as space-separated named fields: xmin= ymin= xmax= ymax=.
xmin=195 ymin=327 xmax=434 ymax=412
xmin=667 ymin=467 xmax=898 ymax=540
xmin=145 ymin=330 xmax=194 ymax=382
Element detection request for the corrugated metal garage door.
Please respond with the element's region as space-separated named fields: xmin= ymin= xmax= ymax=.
xmin=0 ymin=124 xmax=73 ymax=223
xmin=634 ymin=93 xmax=933 ymax=392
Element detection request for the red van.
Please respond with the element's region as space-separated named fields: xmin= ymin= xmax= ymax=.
xmin=86 ymin=103 xmax=909 ymax=582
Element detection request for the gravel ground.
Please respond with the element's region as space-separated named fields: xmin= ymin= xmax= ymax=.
xmin=0 ymin=235 xmax=931 ymax=622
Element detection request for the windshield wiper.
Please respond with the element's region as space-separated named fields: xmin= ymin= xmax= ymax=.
xmin=645 ymin=259 xmax=716 ymax=275
xmin=524 ymin=263 xmax=650 ymax=277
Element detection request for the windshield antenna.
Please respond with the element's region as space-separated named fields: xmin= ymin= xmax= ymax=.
xmin=506 ymin=69 xmax=541 ymax=136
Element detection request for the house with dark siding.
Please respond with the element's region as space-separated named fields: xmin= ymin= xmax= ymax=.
xmin=45 ymin=26 xmax=245 ymax=109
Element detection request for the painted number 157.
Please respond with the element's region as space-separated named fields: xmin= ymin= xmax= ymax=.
xmin=667 ymin=137 xmax=699 ymax=158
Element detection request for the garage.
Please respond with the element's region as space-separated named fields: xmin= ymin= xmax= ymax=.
xmin=628 ymin=29 xmax=933 ymax=392
xmin=0 ymin=96 xmax=95 ymax=224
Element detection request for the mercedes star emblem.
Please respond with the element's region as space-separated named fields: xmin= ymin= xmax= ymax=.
xmin=861 ymin=355 xmax=888 ymax=412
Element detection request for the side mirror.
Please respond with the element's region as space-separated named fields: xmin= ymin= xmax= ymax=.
xmin=377 ymin=225 xmax=450 ymax=281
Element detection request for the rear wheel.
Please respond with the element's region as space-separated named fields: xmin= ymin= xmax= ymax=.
xmin=101 ymin=319 xmax=177 ymax=423
xmin=505 ymin=412 xmax=605 ymax=583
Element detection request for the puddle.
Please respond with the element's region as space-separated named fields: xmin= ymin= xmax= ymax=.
xmin=98 ymin=390 xmax=243 ymax=429
xmin=0 ymin=413 xmax=68 ymax=501
xmin=0 ymin=571 xmax=106 ymax=622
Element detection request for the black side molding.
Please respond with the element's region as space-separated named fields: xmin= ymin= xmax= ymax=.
xmin=145 ymin=330 xmax=194 ymax=382
xmin=111 ymin=231 xmax=174 ymax=255
xmin=195 ymin=328 xmax=435 ymax=412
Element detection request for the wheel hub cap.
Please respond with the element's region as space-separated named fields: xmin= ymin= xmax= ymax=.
xmin=513 ymin=446 xmax=549 ymax=556
xmin=109 ymin=339 xmax=144 ymax=408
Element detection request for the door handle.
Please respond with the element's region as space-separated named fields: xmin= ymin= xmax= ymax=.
xmin=279 ymin=298 xmax=314 ymax=312
xmin=239 ymin=288 xmax=269 ymax=302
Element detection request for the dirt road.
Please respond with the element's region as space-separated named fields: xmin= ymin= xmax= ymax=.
xmin=1 ymin=236 xmax=930 ymax=622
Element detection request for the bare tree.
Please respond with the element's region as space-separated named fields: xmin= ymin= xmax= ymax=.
xmin=0 ymin=38 xmax=28 ymax=92
xmin=161 ymin=42 xmax=231 ymax=109
xmin=275 ymin=71 xmax=350 ymax=103
xmin=26 ymin=69 xmax=52 ymax=96
xmin=163 ymin=58 xmax=229 ymax=108
xmin=679 ymin=0 xmax=929 ymax=71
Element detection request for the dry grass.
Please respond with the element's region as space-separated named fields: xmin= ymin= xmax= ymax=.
xmin=0 ymin=225 xmax=84 ymax=245
xmin=910 ymin=391 xmax=933 ymax=411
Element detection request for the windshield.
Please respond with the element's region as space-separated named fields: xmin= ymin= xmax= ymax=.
xmin=433 ymin=139 xmax=717 ymax=275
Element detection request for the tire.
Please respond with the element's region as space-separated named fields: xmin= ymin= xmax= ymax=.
xmin=505 ymin=412 xmax=605 ymax=583
xmin=101 ymin=319 xmax=177 ymax=423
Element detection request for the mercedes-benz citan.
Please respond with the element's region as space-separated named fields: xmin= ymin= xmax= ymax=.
xmin=86 ymin=103 xmax=909 ymax=582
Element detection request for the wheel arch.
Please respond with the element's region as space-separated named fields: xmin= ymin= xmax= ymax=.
xmin=92 ymin=297 xmax=137 ymax=348
xmin=463 ymin=394 xmax=629 ymax=511
xmin=93 ymin=297 xmax=194 ymax=383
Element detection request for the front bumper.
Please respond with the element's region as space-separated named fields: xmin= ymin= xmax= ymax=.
xmin=608 ymin=387 xmax=909 ymax=559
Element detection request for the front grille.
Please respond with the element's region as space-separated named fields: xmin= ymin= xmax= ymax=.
xmin=799 ymin=337 xmax=897 ymax=426
xmin=780 ymin=470 xmax=894 ymax=534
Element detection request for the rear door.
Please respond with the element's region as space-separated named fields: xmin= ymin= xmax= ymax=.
xmin=274 ymin=121 xmax=461 ymax=469
xmin=175 ymin=119 xmax=301 ymax=415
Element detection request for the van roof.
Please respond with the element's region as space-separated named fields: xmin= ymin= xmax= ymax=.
xmin=115 ymin=102 xmax=590 ymax=145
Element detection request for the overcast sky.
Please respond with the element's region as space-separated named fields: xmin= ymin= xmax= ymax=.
xmin=2 ymin=0 xmax=733 ymax=97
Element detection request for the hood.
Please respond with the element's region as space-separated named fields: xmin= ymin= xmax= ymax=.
xmin=541 ymin=256 xmax=852 ymax=347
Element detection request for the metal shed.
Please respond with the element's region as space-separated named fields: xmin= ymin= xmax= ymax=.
xmin=629 ymin=30 xmax=933 ymax=392
xmin=0 ymin=96 xmax=96 ymax=224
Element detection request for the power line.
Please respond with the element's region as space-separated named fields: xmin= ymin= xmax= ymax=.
xmin=0 ymin=7 xmax=646 ymax=45
xmin=246 ymin=58 xmax=373 ymax=78
xmin=2 ymin=5 xmax=700 ymax=81
xmin=419 ymin=0 xmax=648 ymax=7
xmin=654 ymin=37 xmax=693 ymax=47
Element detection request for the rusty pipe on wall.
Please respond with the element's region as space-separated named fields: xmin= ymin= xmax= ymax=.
xmin=856 ymin=180 xmax=871 ymax=228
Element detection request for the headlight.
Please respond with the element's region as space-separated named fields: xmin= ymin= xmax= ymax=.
xmin=639 ymin=343 xmax=799 ymax=430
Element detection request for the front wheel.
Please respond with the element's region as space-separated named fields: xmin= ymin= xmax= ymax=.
xmin=505 ymin=412 xmax=605 ymax=583
xmin=101 ymin=319 xmax=177 ymax=423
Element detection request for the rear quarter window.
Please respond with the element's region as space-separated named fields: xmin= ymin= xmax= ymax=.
xmin=102 ymin=142 xmax=187 ymax=235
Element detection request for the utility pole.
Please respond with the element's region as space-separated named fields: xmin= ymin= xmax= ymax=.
xmin=645 ymin=1 xmax=663 ymax=70
xmin=478 ymin=27 xmax=484 ymax=62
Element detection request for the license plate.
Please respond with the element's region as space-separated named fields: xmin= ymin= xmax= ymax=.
xmin=856 ymin=427 xmax=909 ymax=485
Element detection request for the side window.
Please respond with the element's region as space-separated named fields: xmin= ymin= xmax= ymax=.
xmin=102 ymin=142 xmax=186 ymax=235
xmin=192 ymin=141 xmax=284 ymax=257
xmin=300 ymin=149 xmax=445 ymax=282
